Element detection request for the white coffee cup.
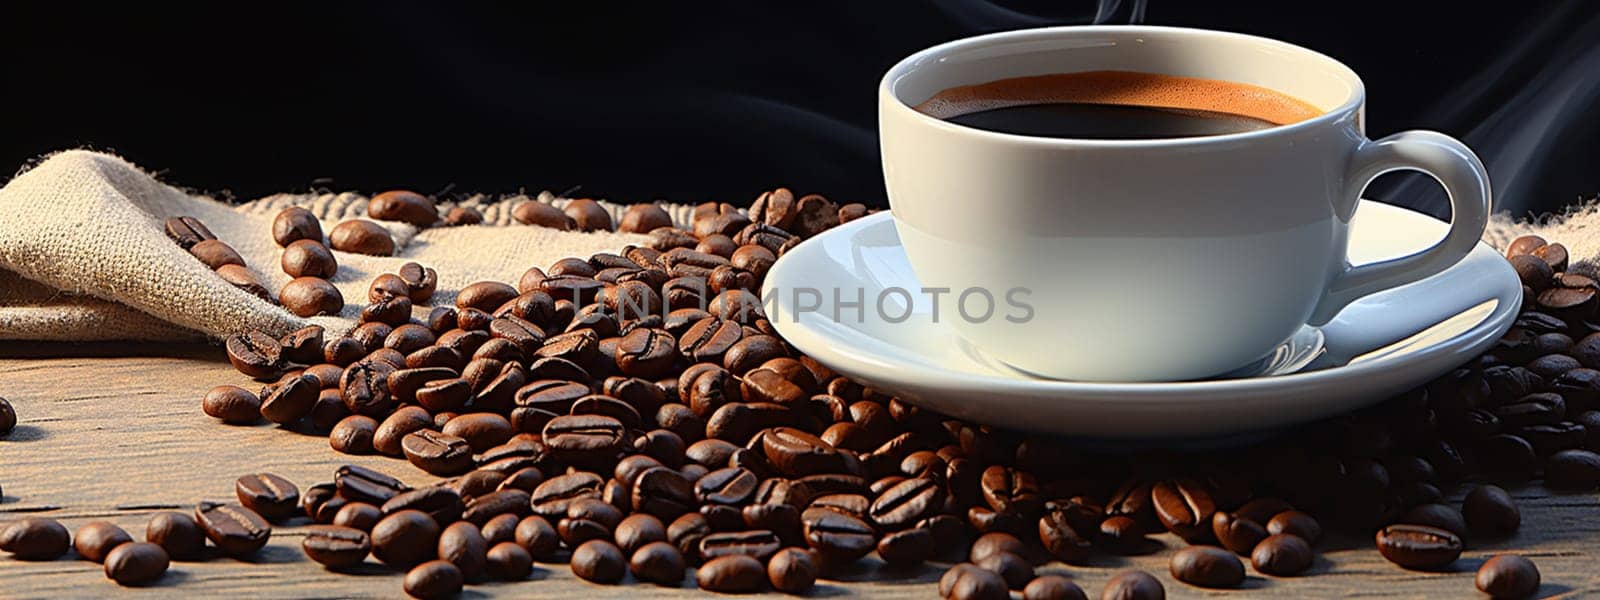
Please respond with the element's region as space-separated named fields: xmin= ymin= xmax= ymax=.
xmin=879 ymin=26 xmax=1490 ymax=382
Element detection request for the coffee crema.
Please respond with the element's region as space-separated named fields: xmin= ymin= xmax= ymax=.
xmin=914 ymin=70 xmax=1323 ymax=140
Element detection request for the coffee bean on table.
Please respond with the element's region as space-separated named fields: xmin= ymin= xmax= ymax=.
xmin=1264 ymin=510 xmax=1321 ymax=544
xmin=485 ymin=541 xmax=533 ymax=581
xmin=699 ymin=529 xmax=783 ymax=562
xmin=280 ymin=276 xmax=346 ymax=317
xmin=802 ymin=505 xmax=876 ymax=564
xmin=260 ymin=374 xmax=320 ymax=424
xmin=333 ymin=503 xmax=383 ymax=531
xmin=1168 ymin=545 xmax=1244 ymax=589
xmin=330 ymin=220 xmax=397 ymax=256
xmin=1101 ymin=569 xmax=1165 ymax=600
xmin=384 ymin=486 xmax=467 ymax=527
xmin=103 ymin=542 xmax=169 ymax=586
xmin=698 ymin=554 xmax=767 ymax=593
xmin=1545 ymin=448 xmax=1600 ymax=489
xmin=1463 ymin=484 xmax=1521 ymax=537
xmin=405 ymin=559 xmax=464 ymax=600
xmin=1375 ymin=524 xmax=1462 ymax=571
xmin=766 ymin=546 xmax=817 ymax=593
xmin=515 ymin=515 xmax=560 ymax=560
xmin=337 ymin=464 xmax=411 ymax=507
xmin=1152 ymin=479 xmax=1215 ymax=543
xmin=877 ymin=527 xmax=934 ymax=567
xmin=571 ymin=539 xmax=626 ymax=584
xmin=1211 ymin=511 xmax=1268 ymax=555
xmin=438 ymin=521 xmax=488 ymax=582
xmin=0 ymin=517 xmax=70 ymax=560
xmin=1250 ymin=533 xmax=1313 ymax=576
xmin=74 ymin=522 xmax=133 ymax=563
xmin=402 ymin=430 xmax=475 ymax=476
xmin=226 ymin=332 xmax=284 ymax=380
xmin=203 ymin=385 xmax=262 ymax=424
xmin=302 ymin=525 xmax=371 ymax=569
xmin=974 ymin=550 xmax=1033 ymax=590
xmin=371 ymin=509 xmax=442 ymax=569
xmin=945 ymin=564 xmax=1009 ymax=600
xmin=330 ymin=415 xmax=378 ymax=454
xmin=1398 ymin=503 xmax=1467 ymax=538
xmin=196 ymin=501 xmax=272 ymax=557
xmin=1021 ymin=575 xmax=1086 ymax=600
xmin=1476 ymin=554 xmax=1540 ymax=599
xmin=145 ymin=512 xmax=206 ymax=560
xmin=630 ymin=541 xmax=687 ymax=585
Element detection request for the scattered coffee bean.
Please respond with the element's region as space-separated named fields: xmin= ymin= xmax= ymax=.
xmin=438 ymin=521 xmax=488 ymax=582
xmin=103 ymin=542 xmax=169 ymax=586
xmin=405 ymin=560 xmax=464 ymax=600
xmin=203 ymin=385 xmax=262 ymax=424
xmin=1476 ymin=554 xmax=1540 ymax=599
xmin=74 ymin=521 xmax=133 ymax=563
xmin=1545 ymin=448 xmax=1600 ymax=489
xmin=1251 ymin=533 xmax=1313 ymax=576
xmin=368 ymin=190 xmax=439 ymax=227
xmin=272 ymin=207 xmax=324 ymax=246
xmin=1100 ymin=569 xmax=1165 ymax=600
xmin=280 ymin=276 xmax=345 ymax=317
xmin=1398 ymin=503 xmax=1467 ymax=538
xmin=767 ymin=546 xmax=817 ymax=593
xmin=282 ymin=239 xmax=338 ymax=278
xmin=631 ymin=540 xmax=687 ymax=585
xmin=1264 ymin=510 xmax=1321 ymax=544
xmin=196 ymin=501 xmax=272 ymax=557
xmin=1375 ymin=524 xmax=1462 ymax=571
xmin=0 ymin=517 xmax=70 ymax=560
xmin=371 ymin=509 xmax=442 ymax=569
xmin=302 ymin=525 xmax=371 ymax=569
xmin=486 ymin=541 xmax=533 ymax=581
xmin=1463 ymin=484 xmax=1521 ymax=537
xmin=145 ymin=512 xmax=206 ymax=560
xmin=329 ymin=220 xmax=396 ymax=256
xmin=698 ymin=554 xmax=767 ymax=593
xmin=572 ymin=539 xmax=626 ymax=584
xmin=165 ymin=216 xmax=216 ymax=249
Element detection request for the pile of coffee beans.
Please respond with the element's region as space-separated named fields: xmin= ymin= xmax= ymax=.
xmin=24 ymin=189 xmax=1583 ymax=597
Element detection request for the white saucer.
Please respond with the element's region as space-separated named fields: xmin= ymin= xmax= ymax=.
xmin=764 ymin=201 xmax=1521 ymax=439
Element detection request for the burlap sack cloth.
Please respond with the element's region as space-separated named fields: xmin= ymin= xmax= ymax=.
xmin=0 ymin=150 xmax=1583 ymax=344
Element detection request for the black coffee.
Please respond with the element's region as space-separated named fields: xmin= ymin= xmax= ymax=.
xmin=916 ymin=70 xmax=1322 ymax=140
xmin=945 ymin=102 xmax=1277 ymax=139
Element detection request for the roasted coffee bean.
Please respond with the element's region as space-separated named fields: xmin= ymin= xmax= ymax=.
xmin=615 ymin=327 xmax=678 ymax=378
xmin=619 ymin=540 xmax=683 ymax=586
xmin=1251 ymin=533 xmax=1313 ymax=576
xmin=1545 ymin=448 xmax=1600 ymax=489
xmin=667 ymin=513 xmax=712 ymax=557
xmin=514 ymin=201 xmax=575 ymax=229
xmin=1529 ymin=354 xmax=1582 ymax=378
xmin=103 ymin=542 xmax=169 ymax=586
xmin=681 ymin=317 xmax=744 ymax=364
xmin=463 ymin=489 xmax=532 ymax=525
xmin=336 ymin=464 xmax=411 ymax=505
xmin=302 ymin=482 xmax=339 ymax=522
xmin=1101 ymin=570 xmax=1165 ymax=600
xmin=943 ymin=564 xmax=1008 ymax=600
xmin=618 ymin=203 xmax=673 ymax=234
xmin=340 ymin=360 xmax=396 ymax=417
xmin=281 ymin=239 xmax=338 ymax=278
xmin=144 ymin=512 xmax=205 ymax=561
xmin=438 ymin=413 xmax=512 ymax=452
xmin=609 ymin=512 xmax=666 ymax=555
xmin=530 ymin=472 xmax=605 ymax=519
xmin=452 ymin=469 xmax=509 ymax=500
xmin=544 ymin=414 xmax=626 ymax=457
xmin=405 ymin=560 xmax=464 ymax=600
xmin=1039 ymin=509 xmax=1094 ymax=563
xmin=969 ymin=531 xmax=1027 ymax=564
xmin=763 ymin=427 xmax=847 ymax=477
xmin=1510 ymin=255 xmax=1555 ymax=290
xmin=1375 ymin=524 xmax=1462 ymax=571
xmin=235 ymin=472 xmax=301 ymax=522
xmin=982 ymin=465 xmax=1042 ymax=517
xmin=0 ymin=518 xmax=70 ymax=560
xmin=1476 ymin=554 xmax=1541 ymax=599
xmin=1023 ymin=574 xmax=1087 ymax=600
xmin=696 ymin=467 xmax=760 ymax=505
xmin=371 ymin=509 xmax=442 ymax=569
xmin=203 ymin=385 xmax=263 ymax=424
xmin=438 ymin=521 xmax=488 ymax=582
xmin=270 ymin=206 xmax=324 ymax=246
xmin=698 ymin=554 xmax=767 ymax=593
xmin=333 ymin=503 xmax=383 ymax=531
xmin=869 ymin=476 xmax=942 ymax=530
xmin=507 ymin=515 xmax=557 ymax=561
xmin=1475 ymin=433 xmax=1539 ymax=476
xmin=226 ymin=331 xmax=284 ymax=379
xmin=366 ymin=408 xmax=427 ymax=457
xmin=368 ymin=190 xmax=439 ymax=226
xmin=633 ymin=466 xmax=697 ymax=520
xmin=382 ymin=487 xmax=466 ymax=526
xmin=878 ymin=527 xmax=934 ymax=567
xmin=302 ymin=525 xmax=371 ymax=569
xmin=1152 ymin=479 xmax=1215 ymax=543
xmin=562 ymin=198 xmax=612 ymax=231
xmin=190 ymin=239 xmax=245 ymax=269
xmin=802 ymin=506 xmax=875 ymax=564
xmin=165 ymin=215 xmax=216 ymax=249
xmin=1167 ymin=545 xmax=1243 ymax=589
xmin=323 ymin=336 xmax=366 ymax=366
xmin=571 ymin=539 xmax=626 ymax=584
xmin=329 ymin=220 xmax=396 ymax=255
xmin=755 ymin=547 xmax=817 ymax=593
xmin=74 ymin=521 xmax=133 ymax=563
xmin=1264 ymin=510 xmax=1322 ymax=544
xmin=485 ymin=541 xmax=532 ymax=581
xmin=260 ymin=374 xmax=320 ymax=424
xmin=196 ymin=501 xmax=272 ymax=557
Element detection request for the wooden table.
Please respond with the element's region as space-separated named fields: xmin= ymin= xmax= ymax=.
xmin=1 ymin=343 xmax=1595 ymax=598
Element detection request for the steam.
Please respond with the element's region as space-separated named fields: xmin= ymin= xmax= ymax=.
xmin=1385 ymin=5 xmax=1600 ymax=216
xmin=928 ymin=0 xmax=1147 ymax=30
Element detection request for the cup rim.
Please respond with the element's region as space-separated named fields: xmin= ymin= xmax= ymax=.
xmin=879 ymin=25 xmax=1366 ymax=148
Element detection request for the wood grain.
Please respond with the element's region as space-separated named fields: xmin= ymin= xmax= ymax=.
xmin=1 ymin=344 xmax=1597 ymax=598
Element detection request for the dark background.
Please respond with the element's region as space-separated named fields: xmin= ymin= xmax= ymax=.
xmin=3 ymin=1 xmax=1597 ymax=217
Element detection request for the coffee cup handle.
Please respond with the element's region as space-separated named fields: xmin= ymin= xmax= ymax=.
xmin=1308 ymin=130 xmax=1492 ymax=326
